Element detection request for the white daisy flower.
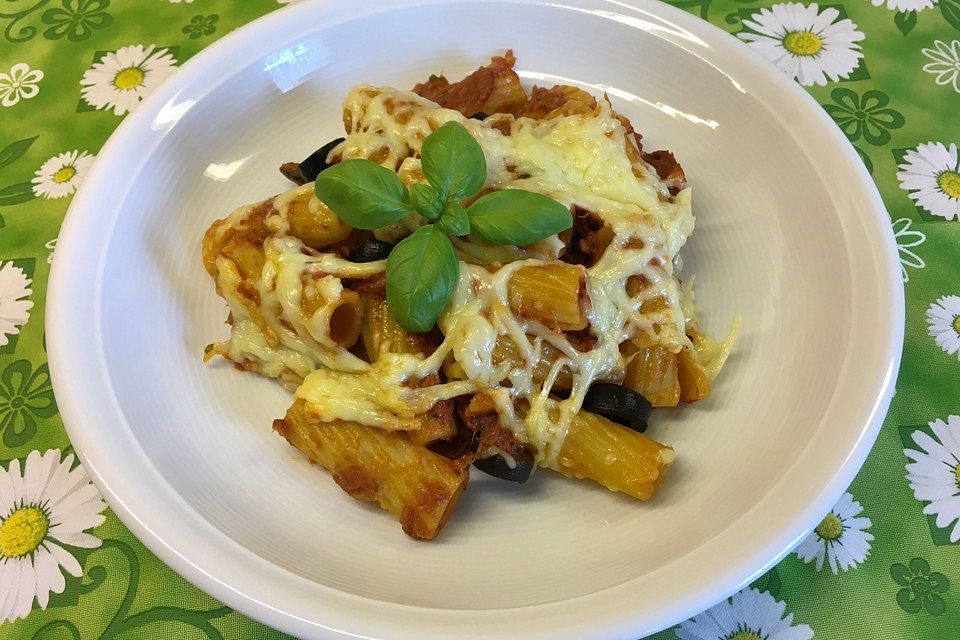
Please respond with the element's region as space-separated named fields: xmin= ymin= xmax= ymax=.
xmin=867 ymin=0 xmax=936 ymax=12
xmin=794 ymin=492 xmax=873 ymax=573
xmin=892 ymin=218 xmax=925 ymax=283
xmin=677 ymin=587 xmax=813 ymax=640
xmin=922 ymin=39 xmax=960 ymax=94
xmin=897 ymin=142 xmax=960 ymax=221
xmin=0 ymin=63 xmax=43 ymax=108
xmin=738 ymin=3 xmax=865 ymax=87
xmin=0 ymin=262 xmax=33 ymax=348
xmin=80 ymin=44 xmax=178 ymax=116
xmin=904 ymin=415 xmax=960 ymax=543
xmin=0 ymin=450 xmax=107 ymax=622
xmin=926 ymin=295 xmax=960 ymax=358
xmin=31 ymin=150 xmax=94 ymax=199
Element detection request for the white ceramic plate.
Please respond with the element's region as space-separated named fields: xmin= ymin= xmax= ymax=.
xmin=47 ymin=0 xmax=903 ymax=638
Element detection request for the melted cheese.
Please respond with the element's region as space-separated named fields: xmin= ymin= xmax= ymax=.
xmin=206 ymin=255 xmax=319 ymax=388
xmin=295 ymin=353 xmax=476 ymax=430
xmin=207 ymin=234 xmax=383 ymax=382
xmin=214 ymin=84 xmax=697 ymax=466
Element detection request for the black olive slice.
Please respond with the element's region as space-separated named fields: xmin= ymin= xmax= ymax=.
xmin=349 ymin=240 xmax=394 ymax=263
xmin=469 ymin=112 xmax=489 ymax=120
xmin=473 ymin=449 xmax=534 ymax=483
xmin=294 ymin=137 xmax=346 ymax=183
xmin=582 ymin=382 xmax=652 ymax=433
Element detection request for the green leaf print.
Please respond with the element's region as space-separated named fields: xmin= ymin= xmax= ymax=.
xmin=0 ymin=136 xmax=38 ymax=170
xmin=41 ymin=0 xmax=112 ymax=42
xmin=941 ymin=0 xmax=960 ymax=33
xmin=891 ymin=558 xmax=950 ymax=616
xmin=894 ymin=11 xmax=917 ymax=36
xmin=662 ymin=0 xmax=714 ymax=20
xmin=0 ymin=182 xmax=36 ymax=206
xmin=0 ymin=137 xmax=39 ymax=221
xmin=749 ymin=567 xmax=782 ymax=598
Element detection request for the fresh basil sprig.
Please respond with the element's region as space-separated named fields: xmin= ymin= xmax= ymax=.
xmin=437 ymin=201 xmax=470 ymax=237
xmin=314 ymin=121 xmax=573 ymax=333
xmin=408 ymin=183 xmax=444 ymax=221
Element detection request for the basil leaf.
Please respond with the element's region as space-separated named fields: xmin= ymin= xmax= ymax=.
xmin=437 ymin=201 xmax=470 ymax=236
xmin=408 ymin=183 xmax=444 ymax=221
xmin=314 ymin=159 xmax=411 ymax=230
xmin=421 ymin=121 xmax=486 ymax=201
xmin=466 ymin=190 xmax=572 ymax=245
xmin=386 ymin=226 xmax=460 ymax=333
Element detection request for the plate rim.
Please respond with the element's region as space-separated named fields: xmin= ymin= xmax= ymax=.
xmin=46 ymin=0 xmax=904 ymax=638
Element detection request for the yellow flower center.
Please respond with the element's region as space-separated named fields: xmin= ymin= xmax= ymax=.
xmin=938 ymin=171 xmax=960 ymax=199
xmin=954 ymin=462 xmax=960 ymax=490
xmin=53 ymin=166 xmax=76 ymax=184
xmin=783 ymin=31 xmax=823 ymax=56
xmin=953 ymin=316 xmax=960 ymax=334
xmin=114 ymin=67 xmax=145 ymax=90
xmin=816 ymin=513 xmax=844 ymax=541
xmin=727 ymin=633 xmax=762 ymax=640
xmin=0 ymin=506 xmax=49 ymax=559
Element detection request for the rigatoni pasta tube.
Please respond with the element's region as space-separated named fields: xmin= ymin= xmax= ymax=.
xmin=285 ymin=189 xmax=352 ymax=249
xmin=444 ymin=336 xmax=574 ymax=391
xmin=300 ymin=283 xmax=362 ymax=349
xmin=550 ymin=410 xmax=674 ymax=500
xmin=201 ymin=200 xmax=271 ymax=278
xmin=274 ymin=400 xmax=469 ymax=540
xmin=623 ymin=343 xmax=681 ymax=407
xmin=211 ymin=254 xmax=277 ymax=348
xmin=677 ymin=347 xmax=710 ymax=403
xmin=508 ymin=263 xmax=588 ymax=330
xmin=359 ymin=293 xmax=456 ymax=445
xmin=406 ymin=410 xmax=456 ymax=448
xmin=360 ymin=292 xmax=438 ymax=360
xmin=328 ymin=289 xmax=362 ymax=348
xmin=493 ymin=337 xmax=572 ymax=391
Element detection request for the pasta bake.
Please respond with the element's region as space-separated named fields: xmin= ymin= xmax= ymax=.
xmin=201 ymin=52 xmax=736 ymax=539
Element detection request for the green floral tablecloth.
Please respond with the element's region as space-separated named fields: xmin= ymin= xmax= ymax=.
xmin=0 ymin=0 xmax=958 ymax=638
